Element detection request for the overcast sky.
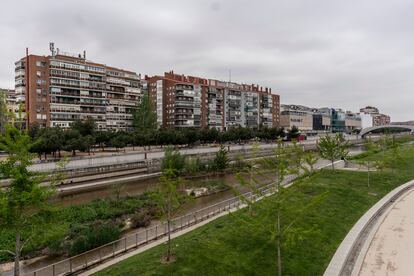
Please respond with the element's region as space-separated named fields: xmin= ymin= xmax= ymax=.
xmin=1 ymin=0 xmax=413 ymax=121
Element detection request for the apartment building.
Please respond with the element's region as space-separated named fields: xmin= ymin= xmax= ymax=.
xmin=14 ymin=46 xmax=143 ymax=130
xmin=359 ymin=106 xmax=391 ymax=128
xmin=146 ymin=71 xmax=280 ymax=130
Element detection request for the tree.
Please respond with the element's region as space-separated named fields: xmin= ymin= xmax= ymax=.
xmin=363 ymin=139 xmax=380 ymax=187
xmin=383 ymin=143 xmax=404 ymax=174
xmin=287 ymin=126 xmax=300 ymax=141
xmin=95 ymin=131 xmax=112 ymax=151
xmin=0 ymin=91 xmax=10 ymax=134
xmin=213 ymin=144 xmax=229 ymax=172
xmin=153 ymin=167 xmax=186 ymax=262
xmin=0 ymin=127 xmax=54 ymax=276
xmin=302 ymin=152 xmax=319 ymax=176
xmin=133 ymin=92 xmax=157 ymax=132
xmin=71 ymin=117 xmax=96 ymax=136
xmin=290 ymin=141 xmax=305 ymax=177
xmin=317 ymin=134 xmax=349 ymax=170
xmin=242 ymin=140 xmax=324 ymax=276
xmin=108 ymin=133 xmax=128 ymax=152
xmin=63 ymin=129 xmax=84 ymax=156
xmin=161 ymin=147 xmax=185 ymax=176
xmin=235 ymin=142 xmax=261 ymax=216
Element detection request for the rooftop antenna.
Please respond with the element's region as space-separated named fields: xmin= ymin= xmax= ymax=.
xmin=229 ymin=69 xmax=232 ymax=83
xmin=49 ymin=42 xmax=55 ymax=56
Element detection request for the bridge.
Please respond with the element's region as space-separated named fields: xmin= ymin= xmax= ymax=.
xmin=360 ymin=124 xmax=414 ymax=137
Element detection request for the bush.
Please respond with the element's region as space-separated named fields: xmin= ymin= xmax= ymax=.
xmin=69 ymin=223 xmax=121 ymax=256
xmin=130 ymin=209 xmax=152 ymax=229
xmin=161 ymin=146 xmax=185 ymax=175
xmin=212 ymin=144 xmax=229 ymax=172
xmin=184 ymin=157 xmax=203 ymax=175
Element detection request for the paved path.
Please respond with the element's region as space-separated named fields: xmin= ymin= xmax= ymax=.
xmin=358 ymin=189 xmax=414 ymax=276
xmin=28 ymin=137 xmax=361 ymax=172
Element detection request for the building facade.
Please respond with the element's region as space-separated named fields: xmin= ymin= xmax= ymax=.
xmin=345 ymin=111 xmax=362 ymax=133
xmin=14 ymin=47 xmax=143 ymax=130
xmin=280 ymin=105 xmax=333 ymax=133
xmin=280 ymin=104 xmax=313 ymax=131
xmin=0 ymin=88 xmax=24 ymax=127
xmin=312 ymin=107 xmax=332 ymax=131
xmin=280 ymin=105 xmax=361 ymax=133
xmin=359 ymin=106 xmax=391 ymax=128
xmin=146 ymin=71 xmax=280 ymax=130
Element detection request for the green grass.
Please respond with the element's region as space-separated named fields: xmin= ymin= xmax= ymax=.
xmin=96 ymin=145 xmax=414 ymax=276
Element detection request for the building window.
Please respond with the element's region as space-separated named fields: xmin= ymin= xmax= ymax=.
xmin=36 ymin=61 xmax=46 ymax=67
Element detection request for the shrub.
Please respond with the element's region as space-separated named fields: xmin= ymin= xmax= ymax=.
xmin=184 ymin=157 xmax=202 ymax=175
xmin=69 ymin=223 xmax=121 ymax=256
xmin=130 ymin=209 xmax=152 ymax=229
xmin=161 ymin=146 xmax=185 ymax=176
xmin=212 ymin=144 xmax=229 ymax=172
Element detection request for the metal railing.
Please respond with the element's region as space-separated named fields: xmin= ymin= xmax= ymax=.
xmin=30 ymin=172 xmax=298 ymax=276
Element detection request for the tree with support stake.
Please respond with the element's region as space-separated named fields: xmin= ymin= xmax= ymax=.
xmin=153 ymin=166 xmax=188 ymax=263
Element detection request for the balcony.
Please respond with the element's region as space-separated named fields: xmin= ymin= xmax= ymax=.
xmin=175 ymin=101 xmax=194 ymax=108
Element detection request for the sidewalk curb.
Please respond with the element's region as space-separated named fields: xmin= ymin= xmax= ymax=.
xmin=324 ymin=179 xmax=414 ymax=276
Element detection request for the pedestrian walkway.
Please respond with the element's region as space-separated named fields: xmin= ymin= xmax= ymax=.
xmin=358 ymin=189 xmax=414 ymax=276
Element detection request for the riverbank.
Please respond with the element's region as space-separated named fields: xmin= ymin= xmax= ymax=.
xmin=95 ymin=144 xmax=414 ymax=275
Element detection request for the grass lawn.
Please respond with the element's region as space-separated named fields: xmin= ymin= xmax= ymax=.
xmin=96 ymin=145 xmax=414 ymax=276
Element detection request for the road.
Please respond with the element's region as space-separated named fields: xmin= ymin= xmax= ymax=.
xmin=359 ymin=188 xmax=414 ymax=276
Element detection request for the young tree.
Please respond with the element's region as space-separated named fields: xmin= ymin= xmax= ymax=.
xmin=161 ymin=147 xmax=185 ymax=176
xmin=363 ymin=139 xmax=380 ymax=188
xmin=213 ymin=144 xmax=229 ymax=172
xmin=258 ymin=140 xmax=323 ymax=276
xmin=302 ymin=152 xmax=319 ymax=176
xmin=290 ymin=140 xmax=305 ymax=177
xmin=153 ymin=167 xmax=186 ymax=262
xmin=317 ymin=134 xmax=349 ymax=170
xmin=0 ymin=127 xmax=54 ymax=276
xmin=133 ymin=92 xmax=157 ymax=132
xmin=235 ymin=142 xmax=262 ymax=216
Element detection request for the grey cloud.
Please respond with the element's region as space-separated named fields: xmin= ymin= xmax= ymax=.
xmin=0 ymin=0 xmax=413 ymax=120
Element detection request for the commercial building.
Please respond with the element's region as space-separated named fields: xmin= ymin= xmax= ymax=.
xmin=146 ymin=71 xmax=280 ymax=130
xmin=280 ymin=104 xmax=314 ymax=131
xmin=281 ymin=105 xmax=361 ymax=133
xmin=312 ymin=107 xmax=332 ymax=132
xmin=359 ymin=106 xmax=391 ymax=128
xmin=345 ymin=111 xmax=362 ymax=133
xmin=14 ymin=45 xmax=143 ymax=130
xmin=280 ymin=105 xmax=332 ymax=133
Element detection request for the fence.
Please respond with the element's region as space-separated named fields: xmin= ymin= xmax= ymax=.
xmin=30 ymin=172 xmax=298 ymax=276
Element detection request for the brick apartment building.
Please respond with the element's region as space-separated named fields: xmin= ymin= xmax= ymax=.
xmin=14 ymin=47 xmax=143 ymax=130
xmin=146 ymin=71 xmax=280 ymax=130
xmin=360 ymin=106 xmax=391 ymax=128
